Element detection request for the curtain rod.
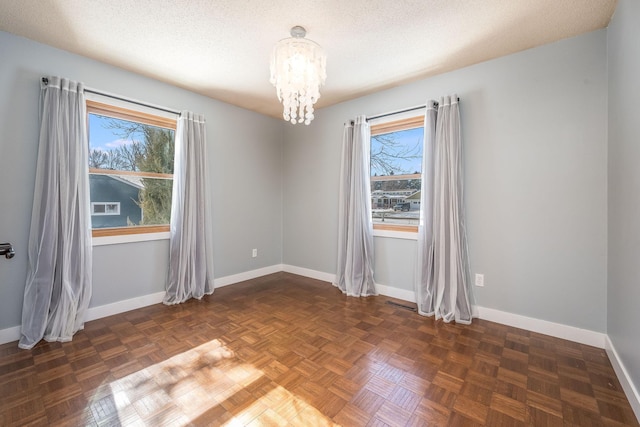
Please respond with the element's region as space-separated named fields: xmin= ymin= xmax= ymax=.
xmin=366 ymin=97 xmax=460 ymax=122
xmin=41 ymin=77 xmax=181 ymax=116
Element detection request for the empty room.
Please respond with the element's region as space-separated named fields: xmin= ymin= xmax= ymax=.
xmin=0 ymin=0 xmax=639 ymax=425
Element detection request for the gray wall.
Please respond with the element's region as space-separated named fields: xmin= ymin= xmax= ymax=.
xmin=283 ymin=30 xmax=608 ymax=332
xmin=0 ymin=27 xmax=614 ymax=339
xmin=0 ymin=31 xmax=283 ymax=329
xmin=607 ymin=0 xmax=640 ymax=397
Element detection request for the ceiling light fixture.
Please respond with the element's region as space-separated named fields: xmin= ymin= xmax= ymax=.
xmin=270 ymin=26 xmax=326 ymax=125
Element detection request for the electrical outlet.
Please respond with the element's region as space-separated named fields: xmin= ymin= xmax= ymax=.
xmin=475 ymin=273 xmax=484 ymax=287
xmin=252 ymin=248 xmax=257 ymax=258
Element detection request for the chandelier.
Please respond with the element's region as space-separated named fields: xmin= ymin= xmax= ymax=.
xmin=270 ymin=26 xmax=326 ymax=125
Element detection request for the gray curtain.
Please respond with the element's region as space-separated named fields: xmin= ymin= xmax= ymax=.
xmin=334 ymin=115 xmax=377 ymax=296
xmin=164 ymin=112 xmax=214 ymax=304
xmin=19 ymin=77 xmax=93 ymax=349
xmin=415 ymin=95 xmax=476 ymax=324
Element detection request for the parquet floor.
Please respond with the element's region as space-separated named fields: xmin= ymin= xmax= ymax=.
xmin=0 ymin=272 xmax=637 ymax=426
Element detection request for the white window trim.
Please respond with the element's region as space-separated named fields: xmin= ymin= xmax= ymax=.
xmin=373 ymin=228 xmax=418 ymax=240
xmin=92 ymin=231 xmax=170 ymax=246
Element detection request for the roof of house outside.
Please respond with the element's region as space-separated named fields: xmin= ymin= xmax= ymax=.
xmin=110 ymin=174 xmax=144 ymax=189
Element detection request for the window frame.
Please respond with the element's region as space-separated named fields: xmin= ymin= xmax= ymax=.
xmin=86 ymin=99 xmax=177 ymax=239
xmin=370 ymin=114 xmax=425 ymax=236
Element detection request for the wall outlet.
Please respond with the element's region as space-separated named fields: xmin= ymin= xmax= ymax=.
xmin=252 ymin=248 xmax=257 ymax=258
xmin=475 ymin=273 xmax=484 ymax=287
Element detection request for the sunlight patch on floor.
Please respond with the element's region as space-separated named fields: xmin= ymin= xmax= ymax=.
xmin=85 ymin=339 xmax=336 ymax=425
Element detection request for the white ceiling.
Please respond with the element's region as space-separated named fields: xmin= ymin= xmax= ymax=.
xmin=0 ymin=0 xmax=617 ymax=119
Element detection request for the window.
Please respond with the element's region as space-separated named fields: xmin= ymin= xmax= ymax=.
xmin=370 ymin=115 xmax=424 ymax=233
xmin=86 ymin=100 xmax=176 ymax=238
xmin=91 ymin=202 xmax=120 ymax=216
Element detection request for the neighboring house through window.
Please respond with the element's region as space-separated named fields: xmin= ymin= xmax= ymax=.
xmin=370 ymin=114 xmax=424 ymax=233
xmin=86 ymin=97 xmax=176 ymax=238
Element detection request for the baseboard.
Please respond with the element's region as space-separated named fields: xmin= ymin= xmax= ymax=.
xmin=85 ymin=291 xmax=166 ymax=322
xmin=375 ymin=283 xmax=416 ymax=302
xmin=606 ymin=336 xmax=640 ymax=421
xmin=478 ymin=306 xmax=606 ymax=348
xmin=282 ymin=265 xmax=417 ymax=303
xmin=282 ymin=264 xmax=336 ymax=283
xmin=214 ymin=264 xmax=284 ymax=288
xmin=0 ymin=326 xmax=21 ymax=346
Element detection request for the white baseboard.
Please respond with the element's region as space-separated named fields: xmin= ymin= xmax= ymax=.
xmin=85 ymin=292 xmax=166 ymax=322
xmin=606 ymin=336 xmax=640 ymax=421
xmin=282 ymin=264 xmax=336 ymax=283
xmin=0 ymin=326 xmax=21 ymax=346
xmin=376 ymin=284 xmax=416 ymax=302
xmin=214 ymin=264 xmax=284 ymax=288
xmin=477 ymin=307 xmax=606 ymax=348
xmin=281 ymin=265 xmax=416 ymax=303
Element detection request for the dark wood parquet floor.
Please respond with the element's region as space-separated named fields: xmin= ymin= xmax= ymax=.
xmin=0 ymin=272 xmax=637 ymax=426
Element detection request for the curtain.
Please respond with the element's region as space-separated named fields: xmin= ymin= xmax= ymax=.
xmin=415 ymin=95 xmax=476 ymax=324
xmin=334 ymin=115 xmax=377 ymax=297
xmin=19 ymin=77 xmax=92 ymax=349
xmin=164 ymin=112 xmax=214 ymax=305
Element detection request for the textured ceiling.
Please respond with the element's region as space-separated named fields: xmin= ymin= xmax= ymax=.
xmin=0 ymin=0 xmax=617 ymax=119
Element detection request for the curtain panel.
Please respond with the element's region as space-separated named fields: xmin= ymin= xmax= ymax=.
xmin=415 ymin=95 xmax=476 ymax=324
xmin=19 ymin=77 xmax=93 ymax=349
xmin=164 ymin=112 xmax=214 ymax=305
xmin=334 ymin=115 xmax=377 ymax=297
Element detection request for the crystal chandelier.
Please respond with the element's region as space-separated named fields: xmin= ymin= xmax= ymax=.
xmin=270 ymin=26 xmax=326 ymax=125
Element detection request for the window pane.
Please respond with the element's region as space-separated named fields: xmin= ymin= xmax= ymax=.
xmin=89 ymin=174 xmax=173 ymax=229
xmin=87 ymin=110 xmax=175 ymax=232
xmin=137 ymin=177 xmax=173 ymax=225
xmin=105 ymin=203 xmax=119 ymax=214
xmin=88 ymin=114 xmax=174 ymax=174
xmin=371 ymin=127 xmax=423 ymax=227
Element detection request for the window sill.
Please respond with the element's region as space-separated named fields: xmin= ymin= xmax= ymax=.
xmin=92 ymin=231 xmax=170 ymax=246
xmin=373 ymin=227 xmax=418 ymax=241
